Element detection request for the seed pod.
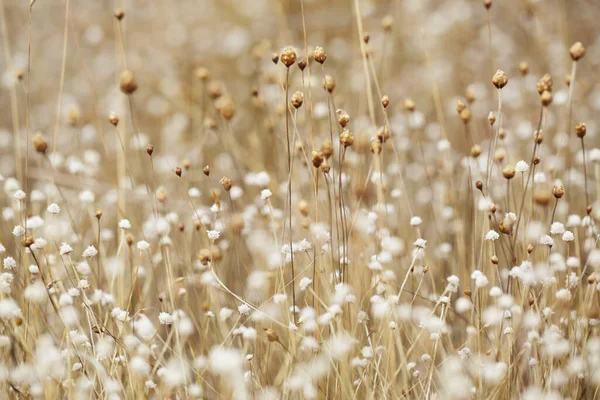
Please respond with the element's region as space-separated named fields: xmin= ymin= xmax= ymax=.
xmin=484 ymin=0 xmax=492 ymax=9
xmin=280 ymin=47 xmax=297 ymax=67
xmin=459 ymin=108 xmax=472 ymax=124
xmin=324 ymin=75 xmax=336 ymax=92
xmin=271 ymin=53 xmax=279 ymax=64
xmin=540 ymin=90 xmax=552 ymax=106
xmin=471 ymin=144 xmax=482 ymax=158
xmin=488 ymin=112 xmax=496 ymax=125
xmin=502 ymin=165 xmax=515 ymax=180
xmin=370 ymin=138 xmax=382 ymax=154
xmin=492 ymin=69 xmax=508 ymax=89
xmin=576 ymin=122 xmax=586 ymax=138
xmin=175 ymin=167 xmax=182 ymax=177
xmin=146 ymin=144 xmax=154 ymax=156
xmin=203 ymin=165 xmax=210 ymax=176
xmin=491 ymin=255 xmax=499 ymax=264
xmin=519 ymin=61 xmax=529 ymax=75
xmin=320 ymin=162 xmax=330 ymax=174
xmin=340 ymin=129 xmax=354 ymax=148
xmin=321 ymin=140 xmax=333 ymax=159
xmin=33 ymin=133 xmax=48 ymax=154
xmin=404 ymin=98 xmax=415 ymax=112
xmin=298 ymin=200 xmax=309 ymax=217
xmin=22 ymin=235 xmax=34 ymax=248
xmin=569 ymin=42 xmax=585 ymax=61
xmin=336 ymin=109 xmax=350 ymax=127
xmin=298 ymin=58 xmax=307 ymax=71
xmin=198 ymin=249 xmax=212 ymax=266
xmin=475 ymin=180 xmax=483 ymax=191
xmin=264 ymin=328 xmax=279 ymax=342
xmin=220 ymin=177 xmax=232 ymax=191
xmin=109 ymin=112 xmax=119 ymax=126
xmin=311 ymin=150 xmax=324 ymax=168
xmin=119 ymin=69 xmax=138 ymax=94
xmin=456 ymin=100 xmax=466 ymax=113
xmin=381 ymin=95 xmax=390 ymax=108
xmin=552 ymin=185 xmax=565 ymax=199
xmin=313 ymin=46 xmax=327 ymax=64
xmin=195 ymin=67 xmax=209 ymax=81
xmin=291 ymin=91 xmax=304 ymax=109
xmin=537 ymin=73 xmax=553 ymax=94
xmin=114 ymin=8 xmax=124 ymax=20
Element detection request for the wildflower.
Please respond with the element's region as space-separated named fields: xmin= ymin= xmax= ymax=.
xmin=540 ymin=235 xmax=554 ymax=247
xmin=60 ymin=243 xmax=73 ymax=255
xmin=159 ymin=312 xmax=173 ymax=325
xmin=299 ymin=277 xmax=312 ymax=291
xmin=13 ymin=190 xmax=26 ymax=200
xmin=119 ymin=219 xmax=131 ymax=229
xmin=562 ymin=231 xmax=574 ymax=242
xmin=12 ymin=225 xmax=25 ymax=236
xmin=207 ymin=230 xmax=220 ymax=241
xmin=47 ymin=203 xmax=60 ymax=214
xmin=515 ymin=160 xmax=529 ymax=173
xmin=260 ymin=189 xmax=272 ymax=200
xmin=413 ymin=238 xmax=427 ymax=248
xmin=410 ymin=216 xmax=422 ymax=226
xmin=82 ymin=245 xmax=98 ymax=258
xmin=137 ymin=240 xmax=150 ymax=250
xmin=485 ymin=230 xmax=500 ymax=241
xmin=3 ymin=257 xmax=16 ymax=270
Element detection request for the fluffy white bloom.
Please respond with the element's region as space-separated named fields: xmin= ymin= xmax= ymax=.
xmin=159 ymin=312 xmax=173 ymax=325
xmin=485 ymin=230 xmax=500 ymax=241
xmin=515 ymin=160 xmax=529 ymax=173
xmin=82 ymin=245 xmax=98 ymax=258
xmin=550 ymin=222 xmax=565 ymax=235
xmin=47 ymin=203 xmax=60 ymax=214
xmin=299 ymin=277 xmax=312 ymax=291
xmin=12 ymin=225 xmax=25 ymax=236
xmin=59 ymin=242 xmax=73 ymax=255
xmin=410 ymin=216 xmax=422 ymax=226
xmin=207 ymin=230 xmax=220 ymax=240
xmin=560 ymin=231 xmax=574 ymax=242
xmin=413 ymin=238 xmax=427 ymax=248
xmin=540 ymin=235 xmax=554 ymax=247
xmin=260 ymin=189 xmax=272 ymax=200
xmin=137 ymin=240 xmax=150 ymax=250
xmin=13 ymin=190 xmax=26 ymax=200
xmin=119 ymin=219 xmax=131 ymax=229
xmin=556 ymin=289 xmax=572 ymax=302
xmin=3 ymin=257 xmax=16 ymax=270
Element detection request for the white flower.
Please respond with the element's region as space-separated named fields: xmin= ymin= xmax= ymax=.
xmin=13 ymin=190 xmax=26 ymax=200
xmin=207 ymin=230 xmax=220 ymax=241
xmin=485 ymin=230 xmax=500 ymax=241
xmin=562 ymin=231 xmax=574 ymax=242
xmin=79 ymin=190 xmax=95 ymax=203
xmin=413 ymin=238 xmax=427 ymax=248
xmin=78 ymin=279 xmax=90 ymax=289
xmin=59 ymin=243 xmax=73 ymax=255
xmin=137 ymin=240 xmax=150 ymax=250
xmin=119 ymin=219 xmax=131 ymax=229
xmin=12 ymin=225 xmax=25 ymax=236
xmin=82 ymin=245 xmax=98 ymax=258
xmin=299 ymin=277 xmax=313 ymax=291
xmin=556 ymin=289 xmax=571 ymax=302
xmin=238 ymin=304 xmax=250 ymax=315
xmin=159 ymin=312 xmax=173 ymax=325
xmin=47 ymin=203 xmax=60 ymax=214
xmin=3 ymin=257 xmax=16 ymax=270
xmin=475 ymin=274 xmax=489 ymax=288
xmin=188 ymin=187 xmax=201 ymax=198
xmin=260 ymin=189 xmax=272 ymax=200
xmin=550 ymin=222 xmax=565 ymax=235
xmin=515 ymin=160 xmax=529 ymax=173
xmin=540 ymin=235 xmax=554 ymax=247
xmin=410 ymin=216 xmax=422 ymax=226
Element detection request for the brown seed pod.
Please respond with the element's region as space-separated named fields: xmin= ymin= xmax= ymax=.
xmin=491 ymin=255 xmax=499 ymax=265
xmin=370 ymin=138 xmax=382 ymax=154
xmin=320 ymin=161 xmax=330 ymax=174
xmin=22 ymin=235 xmax=34 ymax=248
xmin=471 ymin=144 xmax=482 ymax=158
xmin=313 ymin=46 xmax=327 ymax=64
xmin=475 ymin=180 xmax=483 ymax=191
xmin=312 ymin=150 xmax=324 ymax=168
xmin=484 ymin=0 xmax=492 ymax=9
xmin=264 ymin=328 xmax=279 ymax=342
xmin=336 ymin=109 xmax=350 ymax=127
xmin=488 ymin=112 xmax=496 ymax=126
xmin=552 ymin=185 xmax=565 ymax=199
xmin=114 ymin=8 xmax=124 ymax=20
xmin=533 ymin=189 xmax=551 ymax=206
xmin=220 ymin=177 xmax=232 ymax=192
xmin=537 ymin=73 xmax=553 ymax=94
xmin=540 ymin=90 xmax=552 ymax=106
xmin=324 ymin=75 xmax=336 ymax=92
xmin=492 ymin=69 xmax=508 ymax=89
xmin=198 ymin=249 xmax=212 ymax=266
xmin=456 ymin=100 xmax=466 ymax=113
xmin=146 ymin=144 xmax=154 ymax=156
xmin=569 ymin=41 xmax=586 ymax=61
xmin=271 ymin=53 xmax=279 ymax=64
xmin=321 ymin=140 xmax=333 ymax=159
xmin=298 ymin=200 xmax=309 ymax=217
xmin=33 ymin=133 xmax=48 ymax=154
xmin=340 ymin=129 xmax=354 ymax=148
xmin=280 ymin=47 xmax=297 ymax=67
xmin=576 ymin=122 xmax=586 ymax=138
xmin=119 ymin=69 xmax=138 ymax=94
xmin=203 ymin=165 xmax=210 ymax=176
xmin=291 ymin=91 xmax=304 ymax=109
xmin=404 ymin=98 xmax=415 ymax=112
xmin=175 ymin=167 xmax=182 ymax=177
xmin=502 ymin=165 xmax=515 ymax=180
xmin=195 ymin=67 xmax=209 ymax=81
xmin=381 ymin=95 xmax=390 ymax=108
xmin=109 ymin=112 xmax=119 ymax=126
xmin=519 ymin=61 xmax=529 ymax=75
xmin=459 ymin=108 xmax=472 ymax=124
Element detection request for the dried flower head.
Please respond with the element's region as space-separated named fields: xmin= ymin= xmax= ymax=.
xmin=569 ymin=41 xmax=585 ymax=61
xmin=119 ymin=69 xmax=138 ymax=94
xmin=280 ymin=47 xmax=297 ymax=67
xmin=313 ymin=46 xmax=327 ymax=64
xmin=492 ymin=69 xmax=508 ymax=89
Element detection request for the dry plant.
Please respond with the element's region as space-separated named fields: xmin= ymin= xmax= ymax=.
xmin=1 ymin=0 xmax=600 ymax=399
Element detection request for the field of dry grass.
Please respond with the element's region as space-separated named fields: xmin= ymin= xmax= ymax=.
xmin=1 ymin=0 xmax=600 ymax=398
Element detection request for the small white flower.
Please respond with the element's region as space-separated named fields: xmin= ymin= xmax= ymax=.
xmin=556 ymin=288 xmax=572 ymax=302
xmin=12 ymin=226 xmax=25 ymax=237
xmin=550 ymin=222 xmax=565 ymax=235
xmin=59 ymin=243 xmax=73 ymax=255
xmin=47 ymin=203 xmax=60 ymax=214
xmin=82 ymin=245 xmax=98 ymax=258
xmin=159 ymin=312 xmax=173 ymax=325
xmin=13 ymin=190 xmax=26 ymax=200
xmin=238 ymin=304 xmax=250 ymax=315
xmin=119 ymin=219 xmax=131 ymax=229
xmin=79 ymin=190 xmax=95 ymax=203
xmin=78 ymin=279 xmax=90 ymax=289
xmin=410 ymin=216 xmax=422 ymax=226
xmin=260 ymin=189 xmax=272 ymax=200
xmin=3 ymin=257 xmax=16 ymax=270
xmin=540 ymin=235 xmax=554 ymax=247
xmin=485 ymin=230 xmax=500 ymax=241
xmin=515 ymin=160 xmax=529 ymax=173
xmin=299 ymin=277 xmax=313 ymax=291
xmin=413 ymin=238 xmax=427 ymax=248
xmin=207 ymin=230 xmax=220 ymax=241
xmin=562 ymin=231 xmax=574 ymax=242
xmin=137 ymin=241 xmax=150 ymax=250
